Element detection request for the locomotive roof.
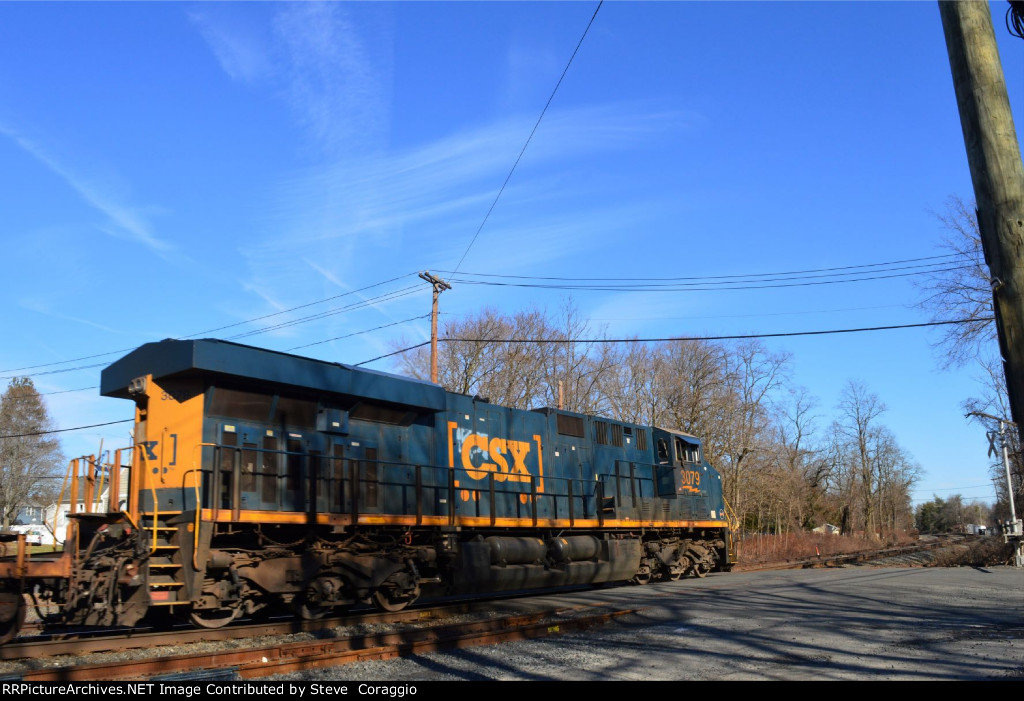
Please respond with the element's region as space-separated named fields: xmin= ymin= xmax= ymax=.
xmin=100 ymin=338 xmax=447 ymax=411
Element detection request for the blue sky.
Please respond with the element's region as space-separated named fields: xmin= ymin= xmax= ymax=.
xmin=1 ymin=2 xmax=1022 ymax=507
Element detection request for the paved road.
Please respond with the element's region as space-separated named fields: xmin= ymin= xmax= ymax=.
xmin=274 ymin=565 xmax=1024 ymax=681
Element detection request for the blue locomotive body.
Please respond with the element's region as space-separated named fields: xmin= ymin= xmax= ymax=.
xmin=0 ymin=338 xmax=735 ymax=639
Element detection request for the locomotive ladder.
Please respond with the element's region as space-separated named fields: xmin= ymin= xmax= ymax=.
xmin=141 ymin=511 xmax=186 ymax=607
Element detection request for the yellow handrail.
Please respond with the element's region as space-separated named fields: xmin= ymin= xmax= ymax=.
xmin=189 ymin=443 xmax=219 ymax=570
xmin=722 ymin=494 xmax=741 ymax=535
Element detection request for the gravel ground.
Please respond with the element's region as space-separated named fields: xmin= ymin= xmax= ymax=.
xmin=262 ymin=565 xmax=1024 ymax=681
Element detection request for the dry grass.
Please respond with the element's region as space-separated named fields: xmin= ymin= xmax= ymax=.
xmin=736 ymin=531 xmax=915 ymax=565
xmin=927 ymin=537 xmax=1016 ymax=567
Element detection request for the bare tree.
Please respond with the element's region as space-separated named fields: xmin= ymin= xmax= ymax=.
xmin=540 ymin=301 xmax=615 ymax=415
xmin=0 ymin=378 xmax=65 ymax=528
xmin=916 ymin=196 xmax=995 ymax=368
xmin=716 ymin=341 xmax=791 ymax=519
xmin=835 ymin=380 xmax=887 ymax=536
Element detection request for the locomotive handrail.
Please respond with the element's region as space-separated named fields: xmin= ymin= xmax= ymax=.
xmin=190 ymin=441 xmax=724 ymax=529
xmin=51 ymin=459 xmax=73 ymax=546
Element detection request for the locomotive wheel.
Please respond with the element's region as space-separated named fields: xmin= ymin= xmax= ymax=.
xmin=189 ymin=605 xmax=241 ymax=629
xmin=692 ymin=563 xmax=709 ymax=578
xmin=296 ymin=598 xmax=328 ymax=620
xmin=630 ymin=570 xmax=652 ymax=585
xmin=668 ymin=568 xmax=684 ymax=582
xmin=373 ymin=585 xmax=419 ymax=613
xmin=0 ymin=596 xmax=25 ymax=645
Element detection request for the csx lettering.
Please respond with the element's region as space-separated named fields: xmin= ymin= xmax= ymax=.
xmin=142 ymin=441 xmax=159 ymax=460
xmin=460 ymin=434 xmax=533 ymax=482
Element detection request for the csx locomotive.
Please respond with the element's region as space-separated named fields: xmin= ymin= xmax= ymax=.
xmin=0 ymin=338 xmax=734 ymax=642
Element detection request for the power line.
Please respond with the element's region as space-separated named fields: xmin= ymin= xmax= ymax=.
xmin=188 ymin=274 xmax=417 ymax=340
xmin=286 ymin=315 xmax=430 ymax=351
xmin=0 ymin=419 xmax=133 ymax=439
xmin=445 ymin=318 xmax=992 ymax=343
xmin=911 ymin=484 xmax=994 ymax=493
xmin=587 ymin=303 xmax=911 ymax=322
xmin=0 ymin=252 xmax=976 ymax=377
xmin=359 ymin=317 xmax=992 ymax=364
xmin=1 ymin=362 xmax=110 ymax=382
xmin=355 ymin=341 xmax=432 ymax=367
xmin=4 ymin=386 xmax=99 ymax=398
xmin=0 ymin=273 xmax=418 ymax=376
xmin=442 ymin=253 xmax=971 ymax=283
xmin=1 ymin=281 xmax=425 ymax=381
xmin=447 ymin=265 xmax=973 ymax=293
xmin=226 ymin=286 xmax=425 ymax=340
xmin=452 ymin=0 xmax=603 ymax=274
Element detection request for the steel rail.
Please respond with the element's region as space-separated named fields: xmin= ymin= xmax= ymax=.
xmin=8 ymin=605 xmax=636 ymax=681
xmin=0 ymin=598 xmax=543 ymax=661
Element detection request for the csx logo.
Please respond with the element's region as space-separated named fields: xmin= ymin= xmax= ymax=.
xmin=679 ymin=470 xmax=701 ymax=494
xmin=447 ymin=422 xmax=544 ymax=490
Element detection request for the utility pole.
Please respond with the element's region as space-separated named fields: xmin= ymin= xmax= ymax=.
xmin=418 ymin=271 xmax=451 ymax=384
xmin=939 ymin=2 xmax=1024 ymax=448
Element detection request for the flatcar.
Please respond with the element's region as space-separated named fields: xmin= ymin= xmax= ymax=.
xmin=0 ymin=338 xmax=735 ymax=642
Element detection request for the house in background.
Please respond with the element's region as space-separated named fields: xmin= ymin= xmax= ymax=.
xmin=812 ymin=523 xmax=840 ymax=536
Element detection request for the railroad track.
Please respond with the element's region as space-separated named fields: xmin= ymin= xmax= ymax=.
xmin=0 ymin=536 xmax=970 ymax=680
xmin=0 ymin=602 xmax=636 ymax=681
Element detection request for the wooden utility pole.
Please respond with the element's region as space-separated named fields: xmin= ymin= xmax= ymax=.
xmin=419 ymin=271 xmax=451 ymax=384
xmin=939 ymin=1 xmax=1024 ymax=445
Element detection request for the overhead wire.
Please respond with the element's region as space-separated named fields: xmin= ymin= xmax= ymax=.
xmin=0 ymin=253 xmax=975 ymax=378
xmin=442 ymin=252 xmax=971 ymax=283
xmin=0 ymin=272 xmax=419 ymax=376
xmin=445 ymin=266 xmax=973 ymax=292
xmin=287 ymin=314 xmax=430 ymax=351
xmin=0 ymin=419 xmax=133 ymax=439
xmin=16 ymin=318 xmax=995 ymax=435
xmin=225 ymin=285 xmax=425 ymax=340
xmin=451 ymin=0 xmax=604 ymax=274
xmin=358 ymin=317 xmax=993 ymax=364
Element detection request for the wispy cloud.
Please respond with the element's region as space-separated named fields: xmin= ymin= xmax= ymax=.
xmin=189 ymin=9 xmax=274 ymax=85
xmin=191 ymin=3 xmax=391 ymax=156
xmin=235 ymin=101 xmax=693 ymax=328
xmin=19 ymin=298 xmax=130 ymax=335
xmin=0 ymin=123 xmax=172 ymax=254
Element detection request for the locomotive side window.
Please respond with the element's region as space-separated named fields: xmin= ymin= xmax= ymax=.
xmin=656 ymin=438 xmax=670 ymax=464
xmin=350 ymin=401 xmax=415 ymax=426
xmin=674 ymin=437 xmax=700 ymax=464
xmin=274 ymin=397 xmax=317 ymax=429
xmin=210 ymin=388 xmax=272 ymax=422
xmin=556 ymin=414 xmax=585 ymax=438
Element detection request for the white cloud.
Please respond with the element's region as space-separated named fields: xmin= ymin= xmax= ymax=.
xmin=191 ymin=3 xmax=392 ymax=156
xmin=189 ymin=9 xmax=274 ymax=85
xmin=0 ymin=124 xmax=172 ymax=254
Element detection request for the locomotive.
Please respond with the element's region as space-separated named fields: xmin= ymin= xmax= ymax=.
xmin=0 ymin=338 xmax=735 ymax=642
